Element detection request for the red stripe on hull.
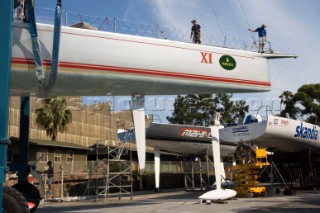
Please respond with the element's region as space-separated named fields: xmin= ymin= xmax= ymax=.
xmin=11 ymin=57 xmax=271 ymax=87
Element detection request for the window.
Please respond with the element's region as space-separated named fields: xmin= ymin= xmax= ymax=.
xmin=66 ymin=151 xmax=74 ymax=163
xmin=39 ymin=149 xmax=48 ymax=162
xmin=54 ymin=150 xmax=61 ymax=163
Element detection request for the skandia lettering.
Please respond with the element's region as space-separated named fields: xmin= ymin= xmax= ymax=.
xmin=294 ymin=123 xmax=318 ymax=140
xmin=232 ymin=126 xmax=249 ymax=134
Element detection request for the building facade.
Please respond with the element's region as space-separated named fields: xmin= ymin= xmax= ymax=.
xmin=8 ymin=96 xmax=140 ymax=174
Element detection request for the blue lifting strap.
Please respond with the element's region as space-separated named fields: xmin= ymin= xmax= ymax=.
xmin=24 ymin=0 xmax=44 ymax=82
xmin=24 ymin=0 xmax=62 ymax=96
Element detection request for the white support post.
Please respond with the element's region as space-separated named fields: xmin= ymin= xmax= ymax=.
xmin=154 ymin=147 xmax=160 ymax=192
xmin=211 ymin=114 xmax=222 ymax=190
xmin=131 ymin=94 xmax=146 ymax=170
xmin=198 ymin=113 xmax=237 ymax=201
xmin=60 ymin=167 xmax=64 ymax=200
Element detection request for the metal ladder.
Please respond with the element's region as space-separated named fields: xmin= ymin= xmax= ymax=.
xmin=115 ymin=128 xmax=134 ymax=159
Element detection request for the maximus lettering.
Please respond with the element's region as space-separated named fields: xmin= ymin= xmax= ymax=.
xmin=179 ymin=129 xmax=212 ymax=138
xmin=294 ymin=123 xmax=318 ymax=140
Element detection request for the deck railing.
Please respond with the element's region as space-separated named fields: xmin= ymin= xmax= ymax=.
xmin=33 ymin=7 xmax=256 ymax=51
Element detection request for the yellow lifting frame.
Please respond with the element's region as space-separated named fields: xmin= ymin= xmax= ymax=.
xmin=232 ymin=148 xmax=270 ymax=197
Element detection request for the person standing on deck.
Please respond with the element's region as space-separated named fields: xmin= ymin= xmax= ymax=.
xmin=249 ymin=24 xmax=267 ymax=53
xmin=190 ymin=20 xmax=201 ymax=44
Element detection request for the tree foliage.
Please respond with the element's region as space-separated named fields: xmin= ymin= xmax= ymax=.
xmin=280 ymin=84 xmax=320 ymax=124
xmin=167 ymin=94 xmax=249 ymax=126
xmin=35 ymin=97 xmax=72 ymax=141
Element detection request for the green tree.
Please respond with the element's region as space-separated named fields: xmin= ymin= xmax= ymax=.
xmin=279 ymin=90 xmax=293 ymax=105
xmin=231 ymin=99 xmax=249 ymax=124
xmin=167 ymin=94 xmax=249 ymax=126
xmin=35 ymin=97 xmax=72 ymax=141
xmin=280 ymin=84 xmax=320 ymax=124
xmin=167 ymin=94 xmax=217 ymax=126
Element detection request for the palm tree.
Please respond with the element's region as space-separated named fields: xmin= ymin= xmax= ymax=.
xmin=35 ymin=97 xmax=72 ymax=141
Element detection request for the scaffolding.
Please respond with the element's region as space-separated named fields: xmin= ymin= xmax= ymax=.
xmin=95 ymin=158 xmax=133 ymax=202
xmin=183 ymin=151 xmax=216 ymax=191
xmin=83 ymin=128 xmax=134 ymax=202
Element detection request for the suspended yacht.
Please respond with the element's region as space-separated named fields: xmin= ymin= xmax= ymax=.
xmin=11 ymin=20 xmax=296 ymax=96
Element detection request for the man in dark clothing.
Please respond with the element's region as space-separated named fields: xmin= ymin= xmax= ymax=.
xmin=190 ymin=20 xmax=201 ymax=44
xmin=249 ymin=24 xmax=267 ymax=53
xmin=46 ymin=161 xmax=54 ymax=194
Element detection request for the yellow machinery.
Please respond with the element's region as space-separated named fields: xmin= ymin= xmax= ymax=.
xmin=232 ymin=148 xmax=270 ymax=197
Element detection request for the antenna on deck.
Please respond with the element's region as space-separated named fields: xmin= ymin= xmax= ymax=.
xmin=209 ymin=1 xmax=226 ymax=46
xmin=236 ymin=0 xmax=255 ymax=43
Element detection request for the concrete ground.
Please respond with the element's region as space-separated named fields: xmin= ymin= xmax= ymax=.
xmin=37 ymin=189 xmax=320 ymax=213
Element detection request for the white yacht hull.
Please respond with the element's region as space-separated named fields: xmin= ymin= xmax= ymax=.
xmin=220 ymin=115 xmax=320 ymax=153
xmin=146 ymin=123 xmax=236 ymax=156
xmin=11 ymin=21 xmax=272 ymax=96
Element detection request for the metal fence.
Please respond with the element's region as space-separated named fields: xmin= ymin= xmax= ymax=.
xmin=34 ymin=7 xmax=254 ymax=50
xmin=5 ymin=159 xmax=214 ymax=199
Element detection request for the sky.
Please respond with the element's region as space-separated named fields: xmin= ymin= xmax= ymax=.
xmin=35 ymin=0 xmax=320 ymax=122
